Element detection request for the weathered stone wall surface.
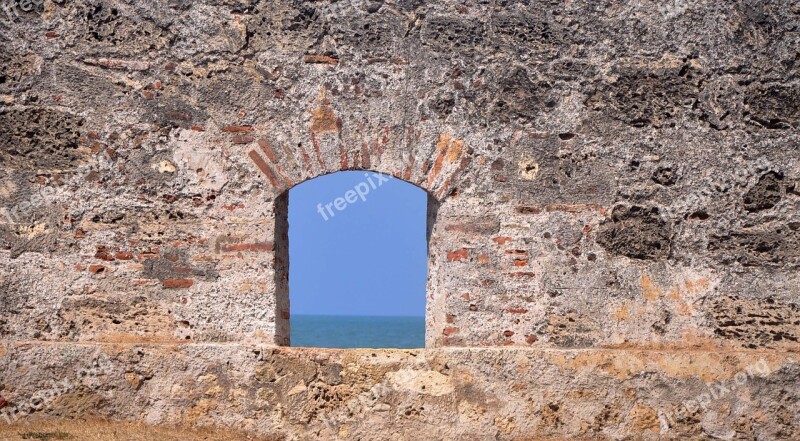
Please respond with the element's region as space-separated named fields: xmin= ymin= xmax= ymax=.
xmin=0 ymin=0 xmax=798 ymax=438
xmin=1 ymin=343 xmax=799 ymax=440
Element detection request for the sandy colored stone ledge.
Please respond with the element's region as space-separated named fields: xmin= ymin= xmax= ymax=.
xmin=0 ymin=418 xmax=263 ymax=441
xmin=1 ymin=342 xmax=797 ymax=440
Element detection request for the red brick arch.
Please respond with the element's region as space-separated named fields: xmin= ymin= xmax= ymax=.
xmin=219 ymin=119 xmax=475 ymax=347
xmin=245 ymin=131 xmax=472 ymax=201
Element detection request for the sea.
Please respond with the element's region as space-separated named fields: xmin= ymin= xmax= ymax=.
xmin=290 ymin=315 xmax=425 ymax=349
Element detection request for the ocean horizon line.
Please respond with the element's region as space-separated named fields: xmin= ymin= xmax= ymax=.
xmin=291 ymin=313 xmax=425 ymax=319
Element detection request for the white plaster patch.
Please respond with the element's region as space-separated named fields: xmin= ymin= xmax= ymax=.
xmin=153 ymin=160 xmax=177 ymax=173
xmin=519 ymin=160 xmax=539 ymax=181
xmin=172 ymin=130 xmax=227 ymax=192
xmin=385 ymin=369 xmax=454 ymax=396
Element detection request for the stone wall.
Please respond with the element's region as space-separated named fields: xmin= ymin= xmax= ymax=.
xmin=2 ymin=343 xmax=799 ymax=440
xmin=0 ymin=0 xmax=798 ymax=438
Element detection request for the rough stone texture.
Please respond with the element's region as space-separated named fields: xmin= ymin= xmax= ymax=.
xmin=0 ymin=107 xmax=86 ymax=170
xmin=596 ymin=205 xmax=672 ymax=260
xmin=1 ymin=343 xmax=798 ymax=440
xmin=0 ymin=0 xmax=798 ymax=438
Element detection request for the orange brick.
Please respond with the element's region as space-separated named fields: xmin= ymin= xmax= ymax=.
xmin=163 ymin=279 xmax=193 ymax=289
xmin=88 ymin=264 xmax=106 ymax=274
xmin=94 ymin=246 xmax=115 ymax=261
xmin=447 ymin=249 xmax=469 ymax=262
xmin=231 ymin=135 xmax=254 ymax=144
xmin=249 ymin=242 xmax=274 ymax=251
xmin=508 ymin=272 xmax=536 ymax=277
xmin=134 ymin=279 xmax=159 ymax=286
xmin=492 ymin=236 xmax=512 ymax=245
xmin=443 ymin=327 xmax=459 ymax=336
xmin=221 ymin=243 xmax=249 ymax=252
xmin=303 ymin=54 xmax=338 ymax=64
xmin=515 ymin=206 xmax=542 ymax=215
xmin=222 ymin=125 xmax=253 ymax=133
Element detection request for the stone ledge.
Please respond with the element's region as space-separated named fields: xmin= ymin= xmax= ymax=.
xmin=4 ymin=340 xmax=800 ymax=353
xmin=1 ymin=342 xmax=797 ymax=440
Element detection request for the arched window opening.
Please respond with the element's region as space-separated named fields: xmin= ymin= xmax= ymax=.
xmin=273 ymin=171 xmax=433 ymax=348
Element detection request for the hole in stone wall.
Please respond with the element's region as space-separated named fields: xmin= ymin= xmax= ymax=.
xmin=274 ymin=171 xmax=436 ymax=348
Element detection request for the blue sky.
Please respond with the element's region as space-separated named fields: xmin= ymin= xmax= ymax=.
xmin=288 ymin=171 xmax=427 ymax=317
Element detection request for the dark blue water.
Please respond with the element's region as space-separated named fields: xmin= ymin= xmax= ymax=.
xmin=291 ymin=315 xmax=425 ymax=348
